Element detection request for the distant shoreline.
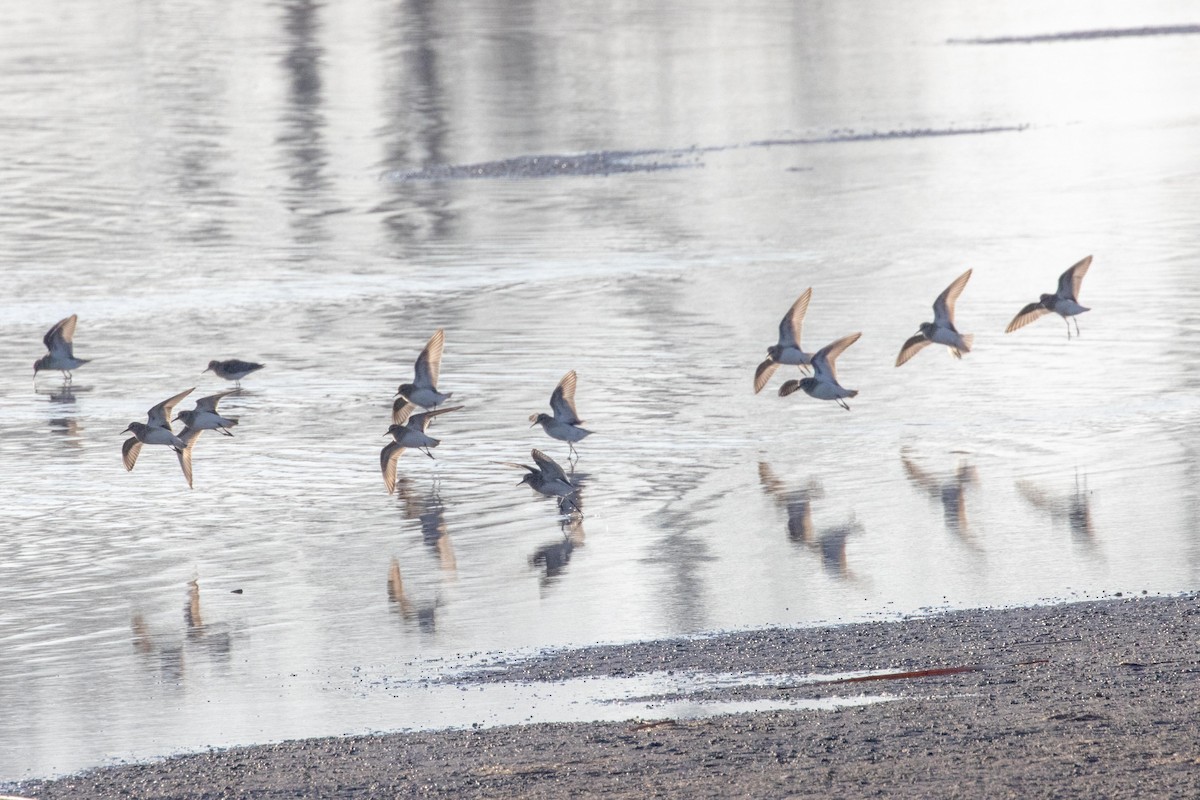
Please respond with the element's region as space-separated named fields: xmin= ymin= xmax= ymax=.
xmin=13 ymin=594 xmax=1200 ymax=799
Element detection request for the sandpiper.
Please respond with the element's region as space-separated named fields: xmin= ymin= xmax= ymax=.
xmin=529 ymin=369 xmax=592 ymax=462
xmin=381 ymin=403 xmax=463 ymax=494
xmin=34 ymin=314 xmax=89 ymax=382
xmin=1005 ymin=255 xmax=1092 ymax=338
xmin=120 ymin=388 xmax=194 ymax=472
xmin=174 ymin=390 xmax=238 ymax=436
xmin=779 ymin=332 xmax=862 ymax=410
xmin=499 ymin=449 xmax=580 ymax=513
xmin=754 ymin=287 xmax=814 ymax=393
xmin=396 ymin=329 xmax=452 ymax=409
xmin=203 ymin=359 xmax=264 ymax=387
xmin=895 ymin=269 xmax=974 ymax=366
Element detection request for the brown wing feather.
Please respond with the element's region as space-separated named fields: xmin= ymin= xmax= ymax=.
xmin=392 ymin=398 xmax=416 ymax=426
xmin=381 ymin=442 xmax=405 ymax=494
xmin=122 ymin=438 xmax=143 ymax=471
xmin=780 ymin=287 xmax=812 ymax=347
xmin=1005 ymin=303 xmax=1050 ymax=333
xmin=936 ymin=269 xmax=973 ymax=322
xmin=895 ymin=334 xmax=931 ymax=367
xmin=1060 ymin=255 xmax=1092 ymax=300
xmin=414 ymin=329 xmax=445 ymax=388
xmin=753 ymin=359 xmax=779 ymax=394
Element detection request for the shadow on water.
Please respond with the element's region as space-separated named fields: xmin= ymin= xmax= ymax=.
xmin=1016 ymin=472 xmax=1098 ymax=553
xmin=131 ymin=581 xmax=236 ymax=684
xmin=529 ymin=517 xmax=586 ymax=592
xmin=387 ymin=558 xmax=440 ymax=634
xmin=392 ymin=475 xmax=457 ymax=575
xmin=901 ymin=451 xmax=979 ymax=546
xmin=758 ymin=462 xmax=825 ymax=547
xmin=759 ymin=461 xmax=859 ymax=580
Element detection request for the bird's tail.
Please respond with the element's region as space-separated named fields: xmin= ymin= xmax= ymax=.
xmin=846 ymin=389 xmax=859 ymax=398
xmin=960 ymin=333 xmax=974 ymax=353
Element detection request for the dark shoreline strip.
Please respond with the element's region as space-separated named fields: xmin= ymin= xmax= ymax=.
xmin=384 ymin=125 xmax=1027 ymax=182
xmin=951 ymin=24 xmax=1200 ymax=44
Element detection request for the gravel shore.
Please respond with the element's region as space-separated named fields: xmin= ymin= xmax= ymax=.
xmin=11 ymin=594 xmax=1200 ymax=799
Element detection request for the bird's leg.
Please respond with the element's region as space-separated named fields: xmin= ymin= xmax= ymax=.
xmin=838 ymin=398 xmax=851 ymax=411
xmin=219 ymin=427 xmax=235 ymax=437
xmin=1064 ymin=316 xmax=1072 ymax=340
xmin=568 ymin=442 xmax=578 ymax=469
xmin=1073 ymin=317 xmax=1082 ymax=338
xmin=422 ymin=447 xmax=436 ymax=460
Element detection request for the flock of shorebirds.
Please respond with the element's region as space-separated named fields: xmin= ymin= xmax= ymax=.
xmin=31 ymin=255 xmax=1091 ymax=503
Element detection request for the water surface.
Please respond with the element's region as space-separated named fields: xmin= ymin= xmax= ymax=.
xmin=2 ymin=0 xmax=1200 ymax=781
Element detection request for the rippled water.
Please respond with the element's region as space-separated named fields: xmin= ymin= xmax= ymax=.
xmin=3 ymin=0 xmax=1200 ymax=782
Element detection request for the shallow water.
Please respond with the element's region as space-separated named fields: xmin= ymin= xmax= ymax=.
xmin=3 ymin=0 xmax=1200 ymax=781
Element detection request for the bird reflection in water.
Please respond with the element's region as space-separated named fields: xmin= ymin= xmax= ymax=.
xmin=758 ymin=462 xmax=824 ymax=545
xmin=392 ymin=475 xmax=456 ymax=575
xmin=387 ymin=558 xmax=438 ymax=633
xmin=759 ymin=462 xmax=858 ymax=579
xmin=38 ymin=383 xmax=84 ymax=444
xmin=1017 ymin=472 xmax=1097 ymax=550
xmin=530 ymin=513 xmax=586 ymax=590
xmin=901 ymin=451 xmax=979 ymax=545
xmin=130 ymin=580 xmax=233 ymax=682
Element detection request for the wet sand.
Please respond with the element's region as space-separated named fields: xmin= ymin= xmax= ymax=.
xmin=10 ymin=594 xmax=1200 ymax=799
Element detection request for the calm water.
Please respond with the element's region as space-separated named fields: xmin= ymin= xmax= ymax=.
xmin=3 ymin=0 xmax=1200 ymax=781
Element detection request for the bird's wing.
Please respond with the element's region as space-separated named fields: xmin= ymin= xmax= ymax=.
xmin=933 ymin=269 xmax=972 ymax=326
xmin=194 ymin=390 xmax=236 ymax=414
xmin=381 ymin=442 xmax=406 ymax=494
xmin=122 ymin=437 xmax=143 ymax=472
xmin=147 ymin=388 xmax=195 ymax=429
xmin=813 ymin=332 xmax=862 ymax=383
xmin=413 ymin=329 xmax=444 ymax=389
xmin=412 ymin=404 xmax=463 ymax=432
xmin=44 ymin=315 xmax=78 ymax=357
xmin=1059 ymin=255 xmax=1092 ymax=301
xmin=176 ymin=428 xmax=203 ymax=489
xmin=531 ymin=448 xmax=571 ymax=484
xmin=496 ymin=461 xmax=538 ymax=474
xmin=392 ymin=398 xmax=416 ymax=426
xmin=777 ymin=379 xmax=803 ymax=398
xmin=753 ymin=358 xmax=780 ymax=394
xmin=778 ymin=287 xmax=812 ymax=349
xmin=1005 ymin=302 xmax=1050 ymax=333
xmin=549 ymin=370 xmax=582 ymax=424
xmin=895 ymin=333 xmax=931 ymax=367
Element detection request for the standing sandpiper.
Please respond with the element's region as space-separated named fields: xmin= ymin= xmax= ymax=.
xmin=204 ymin=359 xmax=264 ymax=387
xmin=34 ymin=315 xmax=89 ymax=382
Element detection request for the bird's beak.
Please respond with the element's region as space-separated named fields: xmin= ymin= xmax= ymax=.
xmin=529 ymin=420 xmax=538 ymax=428
xmin=516 ymin=480 xmax=524 ymax=487
xmin=121 ymin=425 xmax=132 ymax=434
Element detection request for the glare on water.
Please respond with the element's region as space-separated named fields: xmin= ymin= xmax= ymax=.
xmin=2 ymin=0 xmax=1200 ymax=782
